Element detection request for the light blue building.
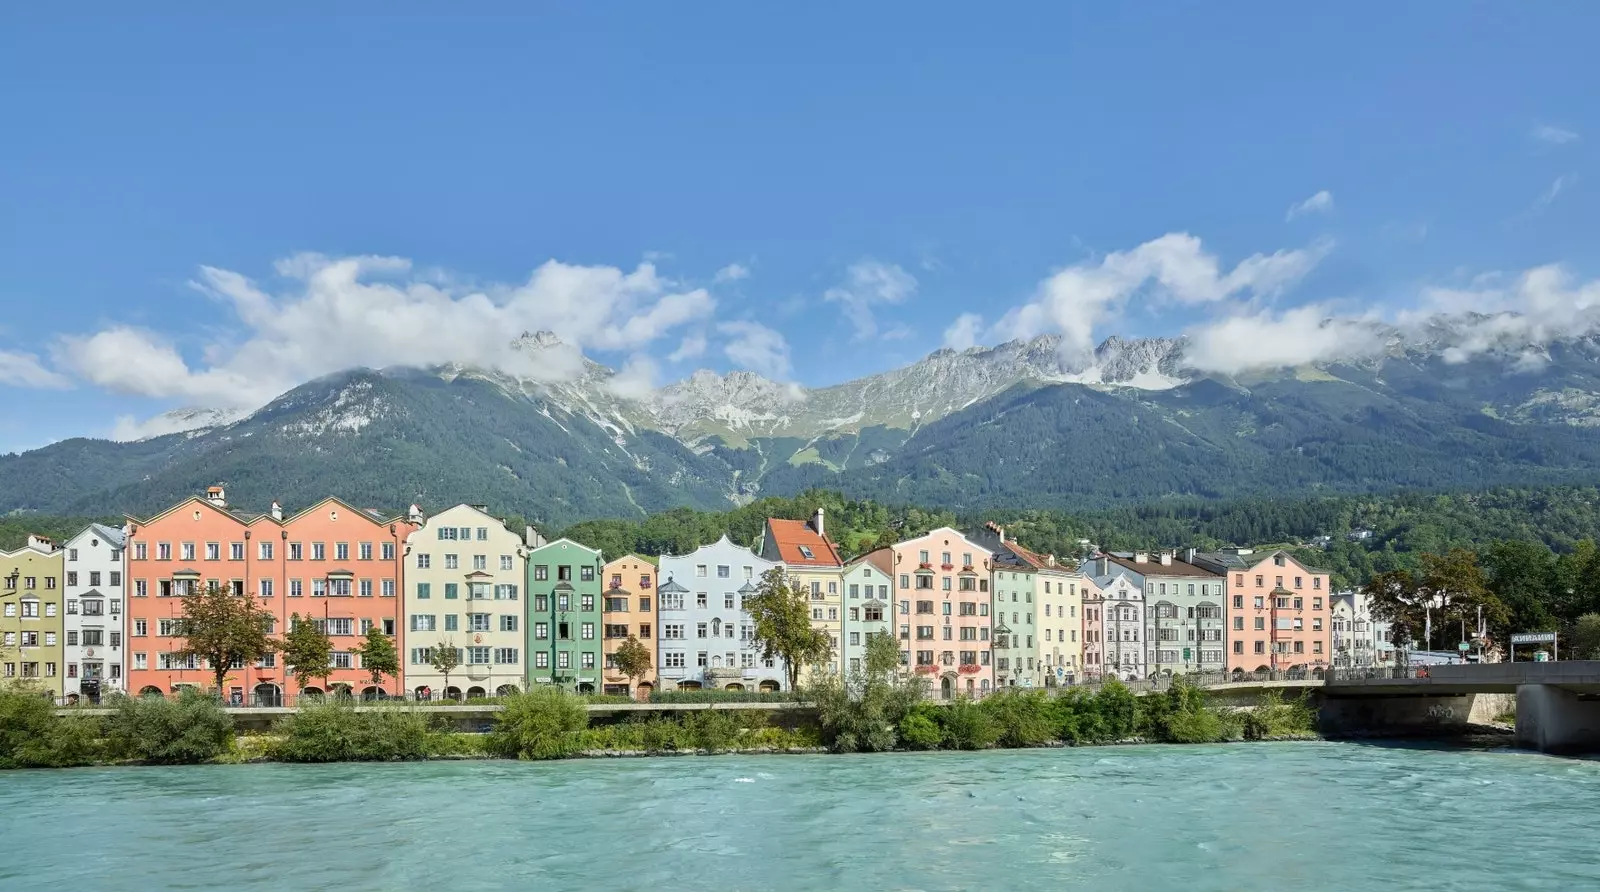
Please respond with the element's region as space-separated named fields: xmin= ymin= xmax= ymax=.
xmin=656 ymin=535 xmax=786 ymax=692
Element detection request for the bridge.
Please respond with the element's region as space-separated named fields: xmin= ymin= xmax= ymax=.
xmin=1320 ymin=661 xmax=1600 ymax=754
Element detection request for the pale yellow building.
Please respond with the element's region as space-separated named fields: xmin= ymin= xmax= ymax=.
xmin=759 ymin=508 xmax=845 ymax=677
xmin=1 ymin=535 xmax=66 ymax=700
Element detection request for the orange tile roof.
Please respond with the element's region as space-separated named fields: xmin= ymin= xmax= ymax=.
xmin=765 ymin=518 xmax=843 ymax=567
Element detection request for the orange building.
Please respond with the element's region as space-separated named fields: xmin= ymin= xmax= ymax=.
xmin=125 ymin=486 xmax=417 ymax=705
xmin=601 ymin=555 xmax=657 ymax=698
xmin=1194 ymin=548 xmax=1332 ymax=674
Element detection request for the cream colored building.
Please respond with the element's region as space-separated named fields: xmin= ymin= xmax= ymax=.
xmin=759 ymin=509 xmax=846 ymax=677
xmin=402 ymin=505 xmax=527 ymax=699
xmin=1 ymin=535 xmax=66 ymax=700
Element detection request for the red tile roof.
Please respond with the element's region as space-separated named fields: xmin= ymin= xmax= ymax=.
xmin=764 ymin=518 xmax=843 ymax=567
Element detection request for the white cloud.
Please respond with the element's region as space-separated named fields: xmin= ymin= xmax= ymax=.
xmin=0 ymin=349 xmax=71 ymax=389
xmin=942 ymin=313 xmax=985 ymax=351
xmin=1532 ymin=124 xmax=1580 ymax=145
xmin=718 ymin=320 xmax=792 ymax=380
xmin=990 ymin=233 xmax=1331 ymax=358
xmin=822 ymin=259 xmax=917 ymax=340
xmin=1184 ymin=305 xmax=1389 ymax=375
xmin=53 ymin=253 xmax=717 ymax=412
xmin=1410 ymin=263 xmax=1600 ymax=361
xmin=607 ymin=354 xmax=660 ymax=400
xmin=1532 ymin=174 xmax=1576 ymax=212
xmin=713 ymin=263 xmax=750 ymax=284
xmin=667 ymin=334 xmax=708 ymax=363
xmin=1286 ymin=190 xmax=1334 ymax=221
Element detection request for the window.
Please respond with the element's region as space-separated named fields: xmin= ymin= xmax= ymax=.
xmin=495 ymin=647 xmax=519 ymax=664
xmin=660 ymin=589 xmax=683 ymax=610
xmin=309 ymin=543 xmax=325 ymax=561
xmin=470 ymin=613 xmax=492 ymax=632
xmin=501 ymin=555 xmax=515 ymax=571
xmin=535 ymin=622 xmax=550 ymax=640
xmin=358 ymin=542 xmax=372 ymax=561
xmin=416 ymin=554 xmax=431 ymax=569
xmin=535 ymin=652 xmax=550 ymax=669
xmin=557 ymin=566 xmax=571 ymax=582
xmin=382 ymin=542 xmax=395 ymax=561
xmin=662 ymin=623 xmax=685 ymax=640
xmin=472 ymin=555 xmax=487 ymax=571
xmin=411 ymin=615 xmax=437 ymax=632
xmin=664 ymin=651 xmax=686 ymax=668
xmin=557 ymin=651 xmax=571 ymax=669
xmin=443 ymin=615 xmax=459 ymax=632
xmin=444 ymin=554 xmax=459 ymax=570
xmin=467 ymin=647 xmax=491 ymax=665
xmin=444 ymin=583 xmax=458 ymax=600
xmin=535 ymin=565 xmax=549 ymax=581
xmin=717 ymin=565 xmax=730 ymax=578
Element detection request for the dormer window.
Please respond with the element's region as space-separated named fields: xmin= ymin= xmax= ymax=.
xmin=1274 ymin=555 xmax=1286 ymax=567
xmin=798 ymin=546 xmax=815 ymax=560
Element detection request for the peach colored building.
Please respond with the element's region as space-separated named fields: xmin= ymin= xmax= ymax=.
xmin=1080 ymin=574 xmax=1105 ymax=679
xmin=890 ymin=527 xmax=993 ymax=698
xmin=601 ymin=555 xmax=657 ymax=698
xmin=1194 ymin=548 xmax=1331 ymax=674
xmin=125 ymin=486 xmax=416 ymax=705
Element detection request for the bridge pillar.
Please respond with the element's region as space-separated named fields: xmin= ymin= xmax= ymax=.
xmin=1316 ymin=693 xmax=1479 ymax=738
xmin=1515 ymin=685 xmax=1600 ymax=755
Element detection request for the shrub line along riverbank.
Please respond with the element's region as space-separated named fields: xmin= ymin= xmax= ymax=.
xmin=1 ymin=678 xmax=1322 ymax=769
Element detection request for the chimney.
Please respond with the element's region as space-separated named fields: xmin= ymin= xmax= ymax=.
xmin=813 ymin=506 xmax=825 ymax=538
xmin=408 ymin=504 xmax=424 ymax=525
xmin=525 ymin=525 xmax=547 ymax=549
xmin=1134 ymin=552 xmax=1149 ymax=564
xmin=1184 ymin=547 xmax=1196 ymax=564
xmin=26 ymin=534 xmax=54 ymax=552
xmin=206 ymin=485 xmax=226 ymax=508
xmin=1096 ymin=556 xmax=1109 ymax=576
xmin=270 ymin=501 xmax=283 ymax=521
xmin=1160 ymin=551 xmax=1173 ymax=566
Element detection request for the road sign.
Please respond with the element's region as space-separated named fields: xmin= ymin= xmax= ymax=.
xmin=1457 ymin=642 xmax=1471 ymax=652
xmin=1511 ymin=632 xmax=1557 ymax=645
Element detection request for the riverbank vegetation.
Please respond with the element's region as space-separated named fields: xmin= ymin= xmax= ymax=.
xmin=0 ymin=673 xmax=1316 ymax=770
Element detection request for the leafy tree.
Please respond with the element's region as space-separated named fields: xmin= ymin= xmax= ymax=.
xmin=810 ymin=631 xmax=925 ymax=752
xmin=352 ymin=626 xmax=400 ymax=691
xmin=172 ymin=584 xmax=279 ymax=695
xmin=486 ymin=686 xmax=589 ymax=759
xmin=611 ymin=636 xmax=652 ymax=697
xmin=1568 ymin=614 xmax=1600 ymax=661
xmin=745 ymin=567 xmax=832 ymax=691
xmin=1365 ymin=569 xmax=1424 ymax=651
xmin=1418 ymin=549 xmax=1508 ymax=648
xmin=282 ymin=613 xmax=334 ymax=695
xmin=430 ymin=639 xmax=461 ymax=699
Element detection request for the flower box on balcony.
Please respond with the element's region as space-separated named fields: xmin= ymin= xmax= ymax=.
xmin=914 ymin=665 xmax=939 ymax=675
xmin=958 ymin=664 xmax=982 ymax=675
xmin=940 ymin=564 xmax=955 ymax=571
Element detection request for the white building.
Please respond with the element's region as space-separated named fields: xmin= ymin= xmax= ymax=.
xmin=1331 ymin=589 xmax=1395 ymax=669
xmin=657 ymin=536 xmax=785 ymax=692
xmin=62 ymin=523 xmax=126 ymax=702
xmin=1083 ymin=557 xmax=1147 ymax=680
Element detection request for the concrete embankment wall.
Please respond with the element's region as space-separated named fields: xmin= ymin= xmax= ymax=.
xmin=1316 ymin=692 xmax=1511 ymax=739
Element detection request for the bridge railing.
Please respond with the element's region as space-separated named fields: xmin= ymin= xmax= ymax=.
xmin=1325 ymin=665 xmax=1431 ymax=683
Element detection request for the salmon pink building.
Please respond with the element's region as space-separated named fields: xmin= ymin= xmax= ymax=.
xmin=1194 ymin=548 xmax=1332 ymax=674
xmin=125 ymin=486 xmax=417 ymax=705
xmin=890 ymin=527 xmax=993 ymax=698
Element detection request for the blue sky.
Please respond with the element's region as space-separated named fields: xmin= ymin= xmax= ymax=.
xmin=1 ymin=4 xmax=1596 ymax=451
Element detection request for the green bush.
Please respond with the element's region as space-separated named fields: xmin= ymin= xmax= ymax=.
xmin=898 ymin=703 xmax=944 ymax=749
xmin=486 ymin=687 xmax=589 ymax=759
xmin=1161 ymin=708 xmax=1226 ymax=744
xmin=0 ymin=686 xmax=105 ymax=768
xmin=679 ymin=709 xmax=743 ymax=751
xmin=939 ymin=698 xmax=998 ymax=750
xmin=106 ymin=689 xmax=233 ymax=764
xmin=980 ymin=690 xmax=1057 ymax=748
xmin=271 ymin=702 xmax=435 ymax=762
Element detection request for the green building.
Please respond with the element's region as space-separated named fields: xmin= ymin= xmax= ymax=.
xmin=525 ymin=538 xmax=604 ymax=693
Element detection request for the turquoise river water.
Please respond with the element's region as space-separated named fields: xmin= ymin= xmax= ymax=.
xmin=2 ymin=742 xmax=1597 ymax=891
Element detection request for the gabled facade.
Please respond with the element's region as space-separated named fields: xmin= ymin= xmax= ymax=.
xmin=970 ymin=522 xmax=1083 ymax=688
xmin=1080 ymin=574 xmax=1106 ymax=679
xmin=656 ymin=535 xmax=784 ymax=692
xmin=1082 ymin=557 xmax=1146 ymax=680
xmin=890 ymin=528 xmax=993 ymax=698
xmin=1194 ymin=548 xmax=1332 ymax=673
xmin=1 ymin=535 xmax=65 ymax=699
xmin=759 ymin=508 xmax=845 ymax=677
xmin=1101 ymin=551 xmax=1227 ymax=676
xmin=601 ymin=554 xmax=657 ymax=697
xmin=840 ymin=548 xmax=894 ymax=675
xmin=125 ymin=487 xmax=416 ymax=706
xmin=526 ymin=538 xmax=605 ymax=692
xmin=403 ymin=505 xmax=526 ymax=700
xmin=62 ymin=523 xmax=126 ymax=702
xmin=1331 ymin=589 xmax=1395 ymax=669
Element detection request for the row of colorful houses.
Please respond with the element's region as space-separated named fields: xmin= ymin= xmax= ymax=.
xmin=0 ymin=486 xmax=1394 ymax=705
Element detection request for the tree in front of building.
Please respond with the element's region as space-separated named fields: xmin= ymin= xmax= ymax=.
xmin=282 ymin=613 xmax=334 ymax=696
xmin=612 ymin=636 xmax=652 ymax=698
xmin=745 ymin=567 xmax=832 ymax=691
xmin=352 ymin=627 xmax=400 ymax=693
xmin=430 ymin=638 xmax=461 ymax=700
xmin=173 ymin=584 xmax=280 ymax=696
